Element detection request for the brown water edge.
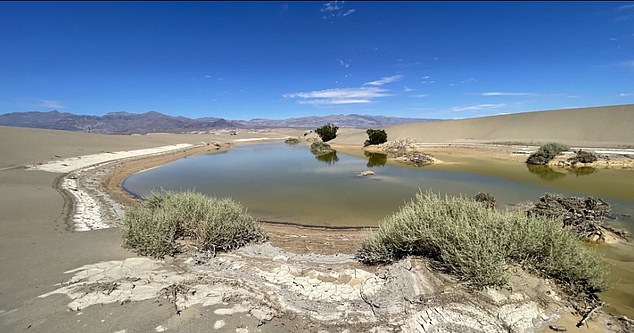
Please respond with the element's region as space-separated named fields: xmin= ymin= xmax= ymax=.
xmin=104 ymin=142 xmax=634 ymax=319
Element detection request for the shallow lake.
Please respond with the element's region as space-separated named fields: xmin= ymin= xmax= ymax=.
xmin=123 ymin=142 xmax=634 ymax=317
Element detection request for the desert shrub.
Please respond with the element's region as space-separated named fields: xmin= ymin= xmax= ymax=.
xmin=284 ymin=137 xmax=300 ymax=144
xmin=356 ymin=191 xmax=608 ymax=292
xmin=570 ymin=150 xmax=598 ymax=164
xmin=122 ymin=191 xmax=267 ymax=258
xmin=526 ymin=142 xmax=570 ymax=165
xmin=315 ymin=123 xmax=339 ymax=142
xmin=473 ymin=192 xmax=496 ymax=209
xmin=364 ymin=128 xmax=388 ymax=147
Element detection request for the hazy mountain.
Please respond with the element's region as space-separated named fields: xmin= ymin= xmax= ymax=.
xmin=0 ymin=110 xmax=435 ymax=134
xmin=240 ymin=114 xmax=436 ymax=128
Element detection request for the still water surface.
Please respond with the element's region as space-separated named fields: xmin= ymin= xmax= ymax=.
xmin=123 ymin=142 xmax=634 ymax=317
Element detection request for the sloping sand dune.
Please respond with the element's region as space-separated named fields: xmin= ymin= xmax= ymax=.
xmin=334 ymin=104 xmax=634 ymax=147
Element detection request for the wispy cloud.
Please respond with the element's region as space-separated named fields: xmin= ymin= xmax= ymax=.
xmin=421 ymin=75 xmax=435 ymax=84
xmin=451 ymin=103 xmax=505 ymax=112
xmin=618 ymin=4 xmax=634 ymax=11
xmin=412 ymin=94 xmax=429 ymax=98
xmin=449 ymin=77 xmax=477 ymax=87
xmin=321 ymin=1 xmax=356 ymax=20
xmin=283 ymin=87 xmax=390 ymax=105
xmin=620 ymin=93 xmax=634 ymax=96
xmin=337 ymin=58 xmax=351 ymax=68
xmin=479 ymin=92 xmax=535 ymax=96
xmin=343 ymin=9 xmax=356 ymax=16
xmin=40 ymin=100 xmax=63 ymax=109
xmin=364 ymin=75 xmax=402 ymax=86
xmin=403 ymin=87 xmax=415 ymax=92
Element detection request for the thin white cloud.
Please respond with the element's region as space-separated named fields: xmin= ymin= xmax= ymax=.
xmin=321 ymin=1 xmax=341 ymax=12
xmin=337 ymin=58 xmax=351 ymax=68
xmin=343 ymin=9 xmax=356 ymax=16
xmin=403 ymin=87 xmax=415 ymax=92
xmin=413 ymin=94 xmax=429 ymax=98
xmin=40 ymin=100 xmax=63 ymax=109
xmin=618 ymin=4 xmax=634 ymax=11
xmin=283 ymin=87 xmax=390 ymax=105
xmin=480 ymin=92 xmax=535 ymax=96
xmin=364 ymin=75 xmax=403 ymax=86
xmin=620 ymin=93 xmax=634 ymax=96
xmin=451 ymin=104 xmax=505 ymax=112
xmin=450 ymin=77 xmax=477 ymax=87
xmin=298 ymin=99 xmax=369 ymax=105
xmin=321 ymin=1 xmax=355 ymax=20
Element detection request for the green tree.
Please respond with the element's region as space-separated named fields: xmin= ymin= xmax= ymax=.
xmin=364 ymin=128 xmax=388 ymax=146
xmin=315 ymin=123 xmax=339 ymax=142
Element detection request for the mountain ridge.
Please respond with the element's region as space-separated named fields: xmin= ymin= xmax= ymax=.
xmin=0 ymin=110 xmax=435 ymax=134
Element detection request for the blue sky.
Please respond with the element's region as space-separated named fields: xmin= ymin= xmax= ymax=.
xmin=1 ymin=1 xmax=633 ymax=120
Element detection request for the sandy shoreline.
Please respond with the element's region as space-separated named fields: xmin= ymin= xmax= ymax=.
xmin=2 ymin=125 xmax=632 ymax=332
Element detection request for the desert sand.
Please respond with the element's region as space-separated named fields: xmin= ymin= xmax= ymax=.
xmin=332 ymin=104 xmax=634 ymax=148
xmin=1 ymin=105 xmax=632 ymax=333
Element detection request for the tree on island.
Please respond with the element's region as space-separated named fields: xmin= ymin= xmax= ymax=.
xmin=315 ymin=123 xmax=339 ymax=142
xmin=364 ymin=128 xmax=388 ymax=146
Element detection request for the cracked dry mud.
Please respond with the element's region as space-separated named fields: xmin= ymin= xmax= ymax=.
xmin=40 ymin=242 xmax=572 ymax=333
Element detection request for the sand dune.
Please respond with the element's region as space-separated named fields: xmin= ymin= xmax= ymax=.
xmin=334 ymin=104 xmax=634 ymax=147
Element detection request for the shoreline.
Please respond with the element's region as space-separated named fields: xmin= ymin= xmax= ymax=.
xmin=34 ymin=138 xmax=631 ymax=332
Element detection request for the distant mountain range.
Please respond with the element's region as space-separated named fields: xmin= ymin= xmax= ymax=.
xmin=0 ymin=110 xmax=436 ymax=134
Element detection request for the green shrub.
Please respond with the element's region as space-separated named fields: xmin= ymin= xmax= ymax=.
xmin=122 ymin=191 xmax=267 ymax=258
xmin=356 ymin=191 xmax=608 ymax=292
xmin=364 ymin=129 xmax=388 ymax=147
xmin=315 ymin=123 xmax=339 ymax=142
xmin=526 ymin=142 xmax=570 ymax=165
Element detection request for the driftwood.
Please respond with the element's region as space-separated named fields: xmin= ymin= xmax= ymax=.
xmin=576 ymin=302 xmax=604 ymax=328
xmin=528 ymin=194 xmax=617 ymax=240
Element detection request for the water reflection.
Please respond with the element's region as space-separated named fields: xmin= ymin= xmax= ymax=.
xmin=313 ymin=151 xmax=339 ymax=165
xmin=364 ymin=151 xmax=387 ymax=168
xmin=526 ymin=165 xmax=567 ymax=181
xmin=527 ymin=164 xmax=598 ymax=181
xmin=569 ymin=166 xmax=598 ymax=177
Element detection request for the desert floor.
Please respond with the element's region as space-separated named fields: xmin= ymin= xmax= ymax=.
xmin=0 ymin=122 xmax=631 ymax=333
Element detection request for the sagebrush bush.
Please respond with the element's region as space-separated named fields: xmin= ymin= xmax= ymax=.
xmin=356 ymin=191 xmax=608 ymax=292
xmin=122 ymin=191 xmax=267 ymax=258
xmin=527 ymin=142 xmax=570 ymax=165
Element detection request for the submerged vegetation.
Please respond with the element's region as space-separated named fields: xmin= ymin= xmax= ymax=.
xmin=122 ymin=191 xmax=267 ymax=258
xmin=356 ymin=191 xmax=608 ymax=292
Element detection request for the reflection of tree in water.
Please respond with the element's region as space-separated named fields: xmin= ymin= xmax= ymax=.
xmin=527 ymin=164 xmax=598 ymax=181
xmin=314 ymin=151 xmax=339 ymax=165
xmin=364 ymin=151 xmax=387 ymax=168
xmin=526 ymin=164 xmax=567 ymax=181
xmin=568 ymin=166 xmax=598 ymax=177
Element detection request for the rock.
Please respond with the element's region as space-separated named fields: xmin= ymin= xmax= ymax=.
xmin=357 ymin=170 xmax=375 ymax=177
xmin=403 ymin=152 xmax=435 ymax=166
xmin=310 ymin=141 xmax=335 ymax=155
